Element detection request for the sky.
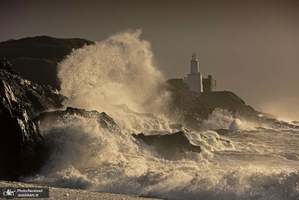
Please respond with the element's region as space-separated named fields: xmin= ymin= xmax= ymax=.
xmin=1 ymin=0 xmax=299 ymax=120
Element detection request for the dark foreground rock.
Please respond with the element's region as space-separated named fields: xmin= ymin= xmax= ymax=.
xmin=0 ymin=64 xmax=65 ymax=180
xmin=133 ymin=131 xmax=201 ymax=159
xmin=0 ymin=78 xmax=44 ymax=179
xmin=0 ymin=63 xmax=65 ymax=117
xmin=0 ymin=64 xmax=121 ymax=180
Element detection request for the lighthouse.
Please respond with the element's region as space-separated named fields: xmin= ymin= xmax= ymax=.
xmin=190 ymin=53 xmax=200 ymax=74
xmin=184 ymin=53 xmax=216 ymax=93
xmin=184 ymin=54 xmax=203 ymax=93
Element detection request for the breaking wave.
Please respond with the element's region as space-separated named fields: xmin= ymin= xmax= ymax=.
xmin=201 ymin=108 xmax=257 ymax=131
xmin=27 ymin=30 xmax=299 ymax=200
xmin=28 ymin=114 xmax=299 ymax=200
xmin=58 ymin=29 xmax=170 ymax=133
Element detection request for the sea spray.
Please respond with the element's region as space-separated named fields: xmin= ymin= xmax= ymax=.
xmin=28 ymin=113 xmax=299 ymax=200
xmin=29 ymin=30 xmax=299 ymax=200
xmin=58 ymin=30 xmax=171 ymax=133
xmin=201 ymin=108 xmax=258 ymax=131
xmin=30 ymin=101 xmax=299 ymax=200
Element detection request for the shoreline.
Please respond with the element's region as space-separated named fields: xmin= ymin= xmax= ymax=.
xmin=0 ymin=181 xmax=160 ymax=200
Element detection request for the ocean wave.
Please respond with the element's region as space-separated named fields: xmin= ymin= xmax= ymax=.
xmin=26 ymin=30 xmax=299 ymax=200
xmin=24 ymin=111 xmax=298 ymax=199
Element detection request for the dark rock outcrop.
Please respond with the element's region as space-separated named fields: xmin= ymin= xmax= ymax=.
xmin=0 ymin=63 xmax=65 ymax=179
xmin=166 ymin=78 xmax=299 ymax=130
xmin=0 ymin=79 xmax=44 ymax=179
xmin=0 ymin=36 xmax=94 ymax=88
xmin=0 ymin=65 xmax=121 ymax=179
xmin=0 ymin=64 xmax=65 ymax=117
xmin=133 ymin=131 xmax=201 ymax=159
xmin=36 ymin=107 xmax=121 ymax=134
xmin=166 ymin=78 xmax=259 ymax=129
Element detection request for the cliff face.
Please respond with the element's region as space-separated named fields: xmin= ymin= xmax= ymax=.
xmin=0 ymin=36 xmax=94 ymax=88
xmin=166 ymin=79 xmax=259 ymax=129
xmin=0 ymin=67 xmax=65 ymax=117
xmin=0 ymin=61 xmax=65 ymax=179
xmin=0 ymin=78 xmax=44 ymax=179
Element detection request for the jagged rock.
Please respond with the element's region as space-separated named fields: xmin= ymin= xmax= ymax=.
xmin=36 ymin=107 xmax=121 ymax=134
xmin=0 ymin=68 xmax=65 ymax=117
xmin=0 ymin=79 xmax=44 ymax=179
xmin=133 ymin=131 xmax=201 ymax=159
xmin=0 ymin=67 xmax=65 ymax=179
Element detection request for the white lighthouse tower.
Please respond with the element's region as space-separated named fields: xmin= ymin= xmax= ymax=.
xmin=184 ymin=53 xmax=203 ymax=93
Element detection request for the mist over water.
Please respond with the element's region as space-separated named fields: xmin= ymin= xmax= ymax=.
xmin=29 ymin=31 xmax=299 ymax=200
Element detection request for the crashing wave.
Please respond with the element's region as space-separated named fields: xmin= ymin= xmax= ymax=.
xmin=24 ymin=30 xmax=299 ymax=200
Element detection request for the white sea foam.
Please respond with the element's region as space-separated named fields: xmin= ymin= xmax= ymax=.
xmin=29 ymin=114 xmax=299 ymax=200
xmin=28 ymin=30 xmax=299 ymax=200
xmin=201 ymin=108 xmax=258 ymax=131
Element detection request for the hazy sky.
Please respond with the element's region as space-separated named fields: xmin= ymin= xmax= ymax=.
xmin=1 ymin=0 xmax=299 ymax=120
